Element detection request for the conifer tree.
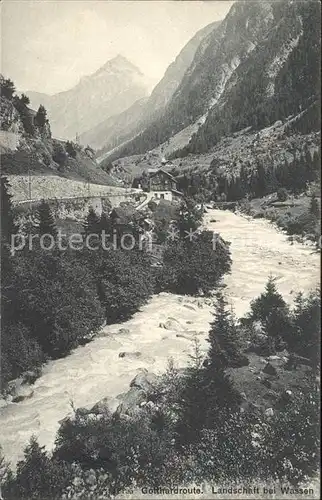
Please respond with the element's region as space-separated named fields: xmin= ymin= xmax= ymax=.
xmin=309 ymin=194 xmax=319 ymax=218
xmin=1 ymin=176 xmax=18 ymax=242
xmin=83 ymin=207 xmax=101 ymax=236
xmin=0 ymin=76 xmax=16 ymax=99
xmin=207 ymin=292 xmax=247 ymax=369
xmin=243 ymin=276 xmax=291 ymax=349
xmin=35 ymin=200 xmax=57 ymax=238
xmin=34 ymin=105 xmax=47 ymax=129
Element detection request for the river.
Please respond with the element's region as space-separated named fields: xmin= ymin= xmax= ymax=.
xmin=0 ymin=209 xmax=319 ymax=467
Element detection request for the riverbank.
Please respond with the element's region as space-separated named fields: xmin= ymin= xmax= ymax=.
xmin=0 ymin=208 xmax=319 ymax=467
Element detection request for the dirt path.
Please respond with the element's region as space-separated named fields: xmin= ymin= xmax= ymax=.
xmin=0 ymin=209 xmax=319 ymax=467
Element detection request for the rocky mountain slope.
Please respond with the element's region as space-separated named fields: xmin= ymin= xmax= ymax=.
xmin=104 ymin=0 xmax=320 ymax=164
xmin=86 ymin=21 xmax=220 ymax=154
xmin=0 ymin=77 xmax=118 ymax=187
xmin=27 ymin=55 xmax=150 ymax=141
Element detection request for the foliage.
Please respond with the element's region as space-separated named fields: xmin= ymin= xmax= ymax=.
xmin=83 ymin=207 xmax=101 ymax=236
xmin=35 ymin=200 xmax=58 ymax=238
xmin=52 ymin=140 xmax=67 ymax=167
xmin=277 ymin=187 xmax=288 ymax=202
xmin=207 ymin=293 xmax=249 ymax=369
xmin=0 ymin=75 xmax=16 ymax=99
xmin=158 ymin=230 xmax=231 ymax=296
xmin=0 ymin=322 xmax=44 ymax=386
xmin=1 ymin=176 xmax=18 ymax=242
xmin=258 ymin=388 xmax=320 ymax=484
xmin=8 ymin=248 xmax=105 ymax=356
xmin=290 ymin=290 xmax=320 ymax=368
xmin=309 ymin=194 xmax=319 ymax=218
xmin=66 ymin=141 xmax=77 ymax=159
xmin=34 ymin=105 xmax=48 ymax=129
xmin=3 ymin=437 xmax=73 ymax=500
xmin=241 ymin=276 xmax=291 ymax=351
xmin=13 ymin=94 xmax=35 ymax=135
xmin=83 ymin=247 xmax=154 ymax=323
xmin=55 ymin=410 xmax=173 ymax=494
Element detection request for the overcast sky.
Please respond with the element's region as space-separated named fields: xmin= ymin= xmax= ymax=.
xmin=1 ymin=0 xmax=232 ymax=95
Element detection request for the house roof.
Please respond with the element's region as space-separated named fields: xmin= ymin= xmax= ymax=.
xmin=149 ymin=168 xmax=177 ymax=182
xmin=171 ymin=189 xmax=184 ymax=196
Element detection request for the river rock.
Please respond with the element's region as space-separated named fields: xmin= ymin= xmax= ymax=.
xmin=118 ymin=351 xmax=142 ymax=359
xmin=176 ymin=333 xmax=193 ymax=340
xmin=22 ymin=369 xmax=40 ymax=385
xmin=91 ymin=397 xmax=113 ymax=415
xmin=159 ymin=318 xmax=185 ymax=331
xmin=262 ymin=363 xmax=277 ymax=376
xmin=118 ymin=328 xmax=130 ymax=335
xmin=265 ymin=408 xmax=274 ymax=417
xmin=12 ymin=387 xmax=34 ymax=403
xmin=130 ymin=369 xmax=158 ymax=393
xmin=116 ymin=387 xmax=146 ymax=415
xmin=183 ymin=304 xmax=196 ymax=311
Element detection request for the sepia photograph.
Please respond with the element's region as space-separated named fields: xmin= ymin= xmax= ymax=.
xmin=0 ymin=0 xmax=320 ymax=498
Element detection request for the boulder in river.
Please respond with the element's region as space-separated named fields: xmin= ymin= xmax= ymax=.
xmin=130 ymin=369 xmax=158 ymax=393
xmin=159 ymin=317 xmax=185 ymax=331
xmin=262 ymin=363 xmax=277 ymax=376
xmin=116 ymin=370 xmax=159 ymax=416
xmin=91 ymin=397 xmax=113 ymax=415
xmin=116 ymin=387 xmax=146 ymax=416
xmin=118 ymin=351 xmax=142 ymax=359
xmin=12 ymin=386 xmax=34 ymax=403
xmin=183 ymin=304 xmax=196 ymax=311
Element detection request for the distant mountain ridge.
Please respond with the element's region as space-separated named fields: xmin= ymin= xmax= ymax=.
xmin=27 ymin=55 xmax=150 ymax=141
xmin=104 ymin=0 xmax=320 ymax=163
xmin=81 ymin=21 xmax=220 ymax=153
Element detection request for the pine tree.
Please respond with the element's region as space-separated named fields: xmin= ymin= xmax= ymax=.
xmin=309 ymin=194 xmax=319 ymax=218
xmin=0 ymin=76 xmax=16 ymax=99
xmin=245 ymin=276 xmax=291 ymax=349
xmin=83 ymin=207 xmax=101 ymax=236
xmin=207 ymin=293 xmax=247 ymax=369
xmin=1 ymin=176 xmax=19 ymax=242
xmin=34 ymin=105 xmax=47 ymax=129
xmin=35 ymin=200 xmax=57 ymax=238
xmin=20 ymin=94 xmax=30 ymax=106
xmin=65 ymin=141 xmax=77 ymax=158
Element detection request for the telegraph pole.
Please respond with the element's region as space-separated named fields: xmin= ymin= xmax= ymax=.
xmin=28 ymin=168 xmax=32 ymax=209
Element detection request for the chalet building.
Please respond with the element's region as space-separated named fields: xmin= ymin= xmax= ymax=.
xmin=148 ymin=168 xmax=183 ymax=202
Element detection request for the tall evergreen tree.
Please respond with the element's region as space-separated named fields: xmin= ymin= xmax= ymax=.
xmin=309 ymin=194 xmax=319 ymax=218
xmin=83 ymin=207 xmax=101 ymax=236
xmin=0 ymin=76 xmax=16 ymax=99
xmin=35 ymin=200 xmax=57 ymax=238
xmin=34 ymin=105 xmax=47 ymax=129
xmin=207 ymin=293 xmax=248 ymax=369
xmin=243 ymin=276 xmax=291 ymax=350
xmin=1 ymin=176 xmax=18 ymax=242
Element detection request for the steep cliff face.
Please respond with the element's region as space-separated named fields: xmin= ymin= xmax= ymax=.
xmin=82 ymin=21 xmax=220 ymax=153
xmin=0 ymin=86 xmax=117 ymax=186
xmin=27 ymin=55 xmax=150 ymax=141
xmin=107 ymin=0 xmax=320 ymax=162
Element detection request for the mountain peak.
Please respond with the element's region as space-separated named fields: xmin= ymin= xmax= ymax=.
xmin=96 ymin=54 xmax=143 ymax=76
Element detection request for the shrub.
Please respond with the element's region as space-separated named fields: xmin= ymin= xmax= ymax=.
xmin=84 ymin=247 xmax=154 ymax=323
xmin=158 ymin=230 xmax=231 ymax=296
xmin=3 ymin=437 xmax=73 ymax=500
xmin=65 ymin=141 xmax=77 ymax=159
xmin=277 ymin=188 xmax=288 ymax=202
xmin=10 ymin=248 xmax=105 ymax=357
xmin=52 ymin=141 xmax=67 ymax=167
xmin=0 ymin=322 xmax=44 ymax=386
